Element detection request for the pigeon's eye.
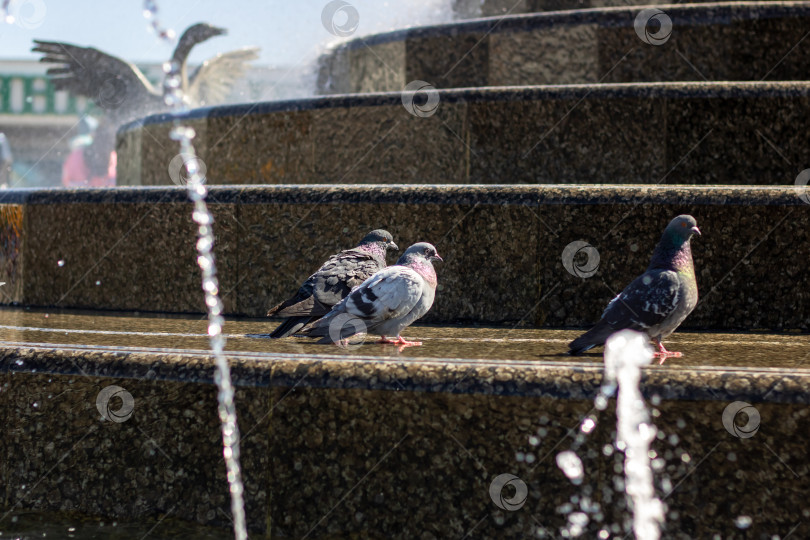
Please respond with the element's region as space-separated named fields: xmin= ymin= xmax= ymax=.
xmin=681 ymin=222 xmax=687 ymax=228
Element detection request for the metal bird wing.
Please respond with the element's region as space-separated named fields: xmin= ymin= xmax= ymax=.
xmin=186 ymin=46 xmax=260 ymax=106
xmin=32 ymin=40 xmax=161 ymax=115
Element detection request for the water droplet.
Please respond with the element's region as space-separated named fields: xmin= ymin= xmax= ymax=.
xmin=595 ymin=394 xmax=609 ymax=410
xmin=581 ymin=417 xmax=596 ymax=434
xmin=95 ymin=280 xmax=101 ymax=286
xmin=668 ymin=434 xmax=679 ymax=445
xmin=734 ymin=515 xmax=752 ymax=529
xmin=57 ymin=259 xmax=65 ymax=267
xmin=556 ymin=450 xmax=584 ymax=485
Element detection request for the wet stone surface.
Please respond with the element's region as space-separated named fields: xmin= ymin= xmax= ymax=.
xmin=0 ymin=308 xmax=809 ymax=537
xmin=320 ymin=4 xmax=810 ymax=91
xmin=0 ymin=308 xmax=809 ymax=400
xmin=3 ymin=185 xmax=810 ymax=330
xmin=119 ymin=82 xmax=810 ymax=186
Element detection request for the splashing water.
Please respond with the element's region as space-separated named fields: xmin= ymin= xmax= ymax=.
xmin=556 ymin=450 xmax=585 ymax=486
xmin=143 ymin=3 xmax=247 ymax=539
xmin=602 ymin=330 xmax=665 ymax=540
xmin=1 ymin=1 xmax=13 ymax=23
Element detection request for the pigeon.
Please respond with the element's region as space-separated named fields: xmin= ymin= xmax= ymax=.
xmin=266 ymin=229 xmax=398 ymax=338
xmin=568 ymin=215 xmax=700 ymax=363
xmin=300 ymin=242 xmax=443 ymax=348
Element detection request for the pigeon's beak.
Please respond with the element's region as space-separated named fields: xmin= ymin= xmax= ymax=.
xmin=432 ymin=254 xmax=444 ymax=263
xmin=212 ymin=26 xmax=227 ymax=37
xmin=388 ymin=241 xmax=399 ymax=251
xmin=691 ymin=226 xmax=701 ymax=236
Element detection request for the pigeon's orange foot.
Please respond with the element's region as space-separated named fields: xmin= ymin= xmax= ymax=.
xmin=377 ymin=335 xmax=422 ymax=347
xmin=394 ymin=335 xmax=422 ymax=347
xmin=653 ymin=341 xmax=682 ymax=364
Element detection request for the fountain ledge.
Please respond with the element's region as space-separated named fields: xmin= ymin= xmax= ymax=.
xmin=2 ymin=342 xmax=807 ymax=404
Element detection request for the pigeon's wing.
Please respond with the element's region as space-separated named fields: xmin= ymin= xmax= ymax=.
xmin=32 ymin=40 xmax=159 ymax=111
xmin=186 ymin=47 xmax=260 ymax=106
xmin=267 ymin=248 xmax=383 ymax=317
xmin=341 ymin=266 xmax=424 ymax=325
xmin=311 ymin=249 xmax=386 ymax=307
xmin=602 ymin=270 xmax=681 ymax=331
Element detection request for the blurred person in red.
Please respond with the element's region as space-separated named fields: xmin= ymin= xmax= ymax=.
xmin=62 ymin=116 xmax=116 ymax=187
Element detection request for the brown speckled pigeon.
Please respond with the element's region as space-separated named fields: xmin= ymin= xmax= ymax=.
xmin=569 ymin=215 xmax=700 ymax=363
xmin=266 ymin=230 xmax=398 ymax=338
xmin=300 ymin=242 xmax=442 ymax=348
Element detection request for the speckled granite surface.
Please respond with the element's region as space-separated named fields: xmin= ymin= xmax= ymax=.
xmin=0 ymin=205 xmax=23 ymax=304
xmin=1 ymin=185 xmax=809 ymax=330
xmin=1 ymin=342 xmax=809 ymax=537
xmin=22 ymin=200 xmax=238 ymax=314
xmin=318 ymin=3 xmax=810 ymax=92
xmin=456 ymin=0 xmax=796 ymax=16
xmin=117 ymin=82 xmax=810 ymax=186
xmin=1 ymin=371 xmax=270 ymax=532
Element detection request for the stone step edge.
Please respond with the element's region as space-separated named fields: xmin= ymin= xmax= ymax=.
xmin=325 ymin=1 xmax=810 ymax=52
xmin=1 ymin=341 xmax=806 ymax=404
xmin=121 ymin=80 xmax=810 ymax=131
xmin=0 ymin=185 xmax=804 ymax=206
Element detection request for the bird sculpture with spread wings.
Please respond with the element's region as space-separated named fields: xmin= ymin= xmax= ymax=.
xmin=33 ymin=23 xmax=259 ymax=122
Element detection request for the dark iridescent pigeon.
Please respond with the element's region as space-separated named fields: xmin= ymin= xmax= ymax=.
xmin=300 ymin=242 xmax=443 ymax=348
xmin=569 ymin=215 xmax=700 ymax=363
xmin=266 ymin=230 xmax=398 ymax=338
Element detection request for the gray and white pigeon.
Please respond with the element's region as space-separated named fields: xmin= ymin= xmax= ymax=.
xmin=568 ymin=215 xmax=700 ymax=363
xmin=266 ymin=229 xmax=398 ymax=338
xmin=300 ymin=242 xmax=443 ymax=348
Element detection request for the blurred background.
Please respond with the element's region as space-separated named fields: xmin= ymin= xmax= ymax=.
xmin=0 ymin=0 xmax=465 ymax=188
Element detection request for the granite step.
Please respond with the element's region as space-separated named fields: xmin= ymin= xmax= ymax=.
xmin=318 ymin=2 xmax=810 ymax=93
xmin=454 ymin=0 xmax=799 ymax=16
xmin=1 ymin=310 xmax=808 ymax=537
xmin=0 ymin=185 xmax=807 ymax=330
xmin=119 ymin=82 xmax=810 ymax=186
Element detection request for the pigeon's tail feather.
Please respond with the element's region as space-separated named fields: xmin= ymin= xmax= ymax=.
xmin=268 ymin=296 xmax=332 ymax=338
xmin=568 ymin=323 xmax=615 ymax=355
xmin=300 ymin=315 xmax=361 ymax=343
xmin=268 ymin=296 xmax=326 ymax=318
xmin=266 ymin=294 xmax=306 ymax=317
xmin=266 ymin=300 xmax=286 ymax=318
xmin=300 ymin=322 xmax=335 ymax=343
xmin=269 ymin=316 xmax=315 ymax=339
xmin=299 ymin=318 xmax=329 ymax=337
